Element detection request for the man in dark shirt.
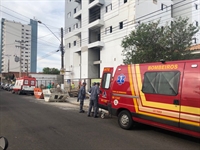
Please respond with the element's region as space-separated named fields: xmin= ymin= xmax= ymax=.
xmin=78 ymin=82 xmax=86 ymax=113
xmin=87 ymin=82 xmax=96 ymax=117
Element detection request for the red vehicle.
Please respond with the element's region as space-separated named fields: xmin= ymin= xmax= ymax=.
xmin=12 ymin=76 xmax=36 ymax=95
xmin=98 ymin=59 xmax=200 ymax=138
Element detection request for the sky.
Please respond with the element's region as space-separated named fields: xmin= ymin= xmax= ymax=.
xmin=0 ymin=0 xmax=65 ymax=72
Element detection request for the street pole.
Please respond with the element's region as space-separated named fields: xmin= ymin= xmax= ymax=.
xmin=61 ymin=27 xmax=64 ymax=84
xmin=37 ymin=21 xmax=65 ymax=85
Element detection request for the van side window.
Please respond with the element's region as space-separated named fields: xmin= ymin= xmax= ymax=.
xmin=101 ymin=73 xmax=111 ymax=89
xmin=24 ymin=80 xmax=28 ymax=85
xmin=142 ymin=71 xmax=180 ymax=95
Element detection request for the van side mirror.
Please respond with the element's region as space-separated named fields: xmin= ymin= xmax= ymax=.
xmin=0 ymin=137 xmax=8 ymax=150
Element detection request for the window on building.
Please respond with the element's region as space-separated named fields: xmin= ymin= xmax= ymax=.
xmin=74 ymin=41 xmax=76 ymax=46
xmin=106 ymin=26 xmax=112 ymax=34
xmin=106 ymin=4 xmax=112 ymax=13
xmin=119 ymin=22 xmax=123 ymax=29
xmin=142 ymin=71 xmax=180 ymax=96
xmin=196 ymin=21 xmax=198 ymax=27
xmin=68 ymin=27 xmax=71 ymax=33
xmin=193 ymin=38 xmax=197 ymax=44
xmin=67 ymin=12 xmax=71 ymax=18
xmin=105 ymin=27 xmax=109 ymax=34
xmin=110 ymin=26 xmax=112 ymax=33
xmin=153 ymin=0 xmax=157 ymax=4
xmin=171 ymin=5 xmax=174 ymax=18
xmin=161 ymin=3 xmax=167 ymax=11
xmin=74 ymin=8 xmax=76 ymax=14
xmin=119 ymin=0 xmax=127 ymax=5
xmin=68 ymin=43 xmax=71 ymax=48
xmin=73 ymin=23 xmax=78 ymax=29
xmin=195 ymin=3 xmax=198 ymax=10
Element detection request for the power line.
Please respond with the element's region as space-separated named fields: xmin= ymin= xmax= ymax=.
xmin=0 ymin=4 xmax=61 ymax=29
xmin=2 ymin=24 xmax=59 ymax=48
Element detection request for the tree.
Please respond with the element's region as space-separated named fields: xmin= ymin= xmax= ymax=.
xmin=43 ymin=67 xmax=60 ymax=74
xmin=121 ymin=17 xmax=199 ymax=64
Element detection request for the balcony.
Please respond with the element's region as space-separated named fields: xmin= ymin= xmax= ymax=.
xmin=89 ymin=0 xmax=104 ymax=9
xmin=74 ymin=9 xmax=82 ymax=19
xmin=75 ymin=0 xmax=81 ymax=3
xmin=65 ymin=28 xmax=81 ymax=39
xmin=74 ymin=28 xmax=81 ymax=36
xmin=88 ymin=19 xmax=104 ymax=30
xmin=88 ymin=41 xmax=104 ymax=49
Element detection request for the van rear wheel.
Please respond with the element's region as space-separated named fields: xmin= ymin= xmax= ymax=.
xmin=118 ymin=110 xmax=133 ymax=130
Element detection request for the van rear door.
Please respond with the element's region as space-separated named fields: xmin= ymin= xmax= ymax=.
xmin=180 ymin=61 xmax=200 ymax=134
xmin=98 ymin=67 xmax=113 ymax=111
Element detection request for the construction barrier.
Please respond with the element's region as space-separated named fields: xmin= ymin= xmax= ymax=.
xmin=34 ymin=88 xmax=44 ymax=99
xmin=42 ymin=89 xmax=68 ymax=102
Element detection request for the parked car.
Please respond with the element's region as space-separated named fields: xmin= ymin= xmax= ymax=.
xmin=8 ymin=84 xmax=15 ymax=91
xmin=0 ymin=83 xmax=4 ymax=89
xmin=1 ymin=83 xmax=6 ymax=89
xmin=3 ymin=84 xmax=9 ymax=90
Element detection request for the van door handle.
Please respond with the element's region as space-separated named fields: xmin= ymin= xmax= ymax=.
xmin=173 ymin=99 xmax=179 ymax=105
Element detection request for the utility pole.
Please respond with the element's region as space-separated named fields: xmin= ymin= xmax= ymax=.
xmin=60 ymin=27 xmax=64 ymax=84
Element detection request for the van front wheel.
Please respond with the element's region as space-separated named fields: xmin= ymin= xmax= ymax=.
xmin=118 ymin=110 xmax=133 ymax=130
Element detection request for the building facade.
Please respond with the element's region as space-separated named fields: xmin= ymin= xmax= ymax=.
xmin=64 ymin=0 xmax=200 ymax=81
xmin=0 ymin=18 xmax=38 ymax=75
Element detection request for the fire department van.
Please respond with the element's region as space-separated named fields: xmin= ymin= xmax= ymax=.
xmin=98 ymin=59 xmax=200 ymax=138
xmin=12 ymin=76 xmax=36 ymax=95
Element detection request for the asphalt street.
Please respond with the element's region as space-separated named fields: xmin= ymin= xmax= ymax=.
xmin=0 ymin=89 xmax=199 ymax=150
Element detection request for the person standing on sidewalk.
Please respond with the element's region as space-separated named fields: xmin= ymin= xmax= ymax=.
xmin=78 ymin=82 xmax=87 ymax=113
xmin=87 ymin=82 xmax=96 ymax=117
xmin=93 ymin=82 xmax=100 ymax=118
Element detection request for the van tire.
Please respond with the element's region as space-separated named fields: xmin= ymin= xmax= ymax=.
xmin=118 ymin=110 xmax=133 ymax=130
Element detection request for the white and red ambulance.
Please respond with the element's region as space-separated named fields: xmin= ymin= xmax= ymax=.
xmin=12 ymin=76 xmax=36 ymax=95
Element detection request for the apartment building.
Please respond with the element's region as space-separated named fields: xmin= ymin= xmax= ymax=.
xmin=0 ymin=18 xmax=38 ymax=75
xmin=64 ymin=0 xmax=200 ymax=81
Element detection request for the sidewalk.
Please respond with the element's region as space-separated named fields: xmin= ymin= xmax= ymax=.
xmin=66 ymin=97 xmax=90 ymax=108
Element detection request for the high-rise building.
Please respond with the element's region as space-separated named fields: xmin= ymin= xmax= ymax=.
xmin=0 ymin=18 xmax=38 ymax=75
xmin=64 ymin=0 xmax=200 ymax=81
